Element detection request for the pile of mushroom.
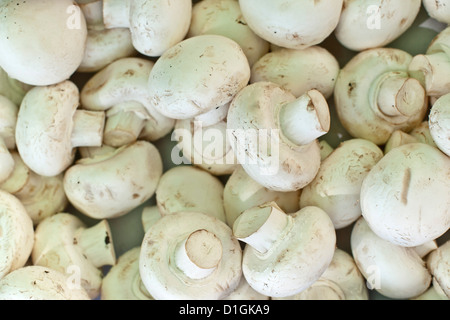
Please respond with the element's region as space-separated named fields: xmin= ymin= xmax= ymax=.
xmin=0 ymin=0 xmax=449 ymax=302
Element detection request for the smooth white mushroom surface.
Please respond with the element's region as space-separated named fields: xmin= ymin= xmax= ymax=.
xmin=429 ymin=93 xmax=450 ymax=156
xmin=423 ymin=0 xmax=450 ymax=24
xmin=427 ymin=240 xmax=450 ymax=299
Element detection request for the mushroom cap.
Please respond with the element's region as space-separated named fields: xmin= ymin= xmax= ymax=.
xmin=361 ymin=143 xmax=450 ymax=247
xmin=0 ymin=95 xmax=18 ymax=150
xmin=238 ymin=0 xmax=343 ymax=50
xmin=335 ymin=0 xmax=421 ymax=51
xmin=147 ymin=34 xmax=251 ymax=120
xmin=0 ymin=190 xmax=34 ymax=279
xmin=0 ymin=0 xmax=87 ymax=86
xmin=423 ymin=0 xmax=450 ymax=24
xmin=155 ymin=166 xmax=226 ymax=222
xmin=429 ymin=93 xmax=450 ymax=156
xmin=0 ymin=266 xmax=90 ymax=300
xmin=227 ymin=81 xmax=322 ymax=192
xmin=351 ymin=217 xmax=431 ymax=299
xmin=64 ymin=140 xmax=163 ymax=220
xmin=300 ymin=139 xmax=384 ymax=229
xmin=139 ymin=211 xmax=242 ymax=300
xmin=427 ymin=240 xmax=450 ymax=298
xmin=236 ymin=206 xmax=336 ymax=298
xmin=15 ymin=80 xmax=81 ymax=177
xmin=251 ymin=46 xmax=340 ymax=99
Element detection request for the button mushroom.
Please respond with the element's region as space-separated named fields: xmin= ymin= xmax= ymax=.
xmin=427 ymin=240 xmax=450 ymax=299
xmin=0 ymin=190 xmax=34 ymax=280
xmin=102 ymin=0 xmax=192 ymax=57
xmin=233 ymin=202 xmax=336 ymax=298
xmin=227 ymin=81 xmax=330 ymax=192
xmin=0 ymin=0 xmax=88 ymax=86
xmin=63 ymin=140 xmax=163 ymax=220
xmin=139 ymin=211 xmax=242 ymax=300
xmin=429 ymin=93 xmax=450 ymax=156
xmin=15 ymin=80 xmax=105 ymax=177
xmin=360 ymin=143 xmax=450 ymax=247
xmin=0 ymin=266 xmax=90 ymax=300
xmin=0 ymin=95 xmax=17 ymax=184
xmin=334 ymin=47 xmax=428 ymax=145
xmin=299 ymin=139 xmax=384 ymax=229
xmin=32 ymin=213 xmax=116 ymax=299
xmin=335 ymin=0 xmax=421 ymax=51
xmin=147 ymin=34 xmax=251 ymax=120
xmin=238 ymin=0 xmax=343 ymax=50
xmin=423 ymin=0 xmax=450 ymax=24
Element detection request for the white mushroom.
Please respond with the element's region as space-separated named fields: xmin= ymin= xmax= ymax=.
xmin=427 ymin=240 xmax=450 ymax=299
xmin=227 ymin=81 xmax=330 ymax=192
xmin=141 ymin=205 xmax=162 ymax=233
xmin=238 ymin=0 xmax=343 ymax=50
xmin=0 ymin=151 xmax=67 ymax=226
xmin=251 ymin=46 xmax=340 ymax=100
xmin=77 ymin=0 xmax=137 ymax=73
xmin=147 ymin=34 xmax=251 ymax=120
xmin=15 ymin=80 xmax=105 ymax=177
xmin=0 ymin=95 xmax=17 ymax=184
xmin=0 ymin=190 xmax=34 ymax=280
xmin=0 ymin=0 xmax=87 ymax=86
xmin=81 ymin=57 xmax=174 ymax=147
xmin=274 ymin=248 xmax=369 ymax=300
xmin=64 ymin=140 xmax=163 ymax=220
xmin=0 ymin=66 xmax=32 ymax=106
xmin=409 ymin=27 xmax=450 ymax=97
xmin=102 ymin=247 xmax=153 ymax=300
xmin=351 ymin=217 xmax=431 ymax=299
xmin=384 ymin=130 xmax=419 ymax=154
xmin=360 ymin=143 xmax=450 ymax=247
xmin=334 ymin=48 xmax=428 ymax=145
xmin=423 ymin=0 xmax=450 ymax=26
xmin=335 ymin=0 xmax=421 ymax=51
xmin=0 ymin=266 xmax=90 ymax=300
xmin=300 ymin=139 xmax=384 ymax=229
xmin=409 ymin=121 xmax=438 ymax=148
xmin=102 ymin=0 xmax=192 ymax=57
xmin=223 ymin=166 xmax=301 ymax=228
xmin=429 ymin=93 xmax=450 ymax=156
xmin=139 ymin=211 xmax=242 ymax=300
xmin=233 ymin=202 xmax=336 ymax=298
xmin=188 ymin=0 xmax=270 ymax=66
xmin=155 ymin=166 xmax=226 ymax=223
xmin=32 ymin=213 xmax=116 ymax=299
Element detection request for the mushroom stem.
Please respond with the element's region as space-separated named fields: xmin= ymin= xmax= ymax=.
xmin=71 ymin=109 xmax=105 ymax=148
xmin=278 ymin=89 xmax=330 ymax=146
xmin=74 ymin=220 xmax=115 ymax=268
xmin=233 ymin=202 xmax=290 ymax=254
xmin=409 ymin=52 xmax=450 ymax=97
xmin=376 ymin=73 xmax=426 ymax=118
xmin=104 ymin=102 xmax=148 ymax=147
xmin=102 ymin=0 xmax=131 ymax=29
xmin=175 ymin=229 xmax=223 ymax=280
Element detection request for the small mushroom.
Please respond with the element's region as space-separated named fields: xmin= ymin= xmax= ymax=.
xmin=139 ymin=211 xmax=242 ymax=300
xmin=0 ymin=0 xmax=88 ymax=86
xmin=273 ymin=248 xmax=369 ymax=300
xmin=77 ymin=0 xmax=137 ymax=73
xmin=429 ymin=93 xmax=450 ymax=156
xmin=102 ymin=247 xmax=153 ymax=300
xmin=233 ymin=202 xmax=336 ymax=298
xmin=427 ymin=240 xmax=450 ymax=299
xmin=15 ymin=80 xmax=105 ymax=177
xmin=334 ymin=48 xmax=428 ymax=145
xmin=155 ymin=166 xmax=226 ymax=223
xmin=0 ymin=151 xmax=67 ymax=225
xmin=32 ymin=213 xmax=116 ymax=299
xmin=223 ymin=166 xmax=301 ymax=228
xmin=300 ymin=139 xmax=384 ymax=229
xmin=423 ymin=0 xmax=450 ymax=24
xmin=384 ymin=130 xmax=419 ymax=154
xmin=0 ymin=95 xmax=17 ymax=184
xmin=409 ymin=26 xmax=450 ymax=97
xmin=409 ymin=121 xmax=438 ymax=148
xmin=141 ymin=205 xmax=162 ymax=233
xmin=351 ymin=217 xmax=432 ymax=299
xmin=81 ymin=57 xmax=175 ymax=147
xmin=64 ymin=140 xmax=163 ymax=220
xmin=0 ymin=190 xmax=34 ymax=280
xmin=335 ymin=0 xmax=421 ymax=51
xmin=102 ymin=0 xmax=192 ymax=57
xmin=238 ymin=0 xmax=343 ymax=50
xmin=227 ymin=81 xmax=330 ymax=192
xmin=147 ymin=34 xmax=251 ymax=120
xmin=188 ymin=0 xmax=270 ymax=66
xmin=360 ymin=143 xmax=450 ymax=247
xmin=0 ymin=266 xmax=90 ymax=300
xmin=250 ymin=46 xmax=340 ymax=100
